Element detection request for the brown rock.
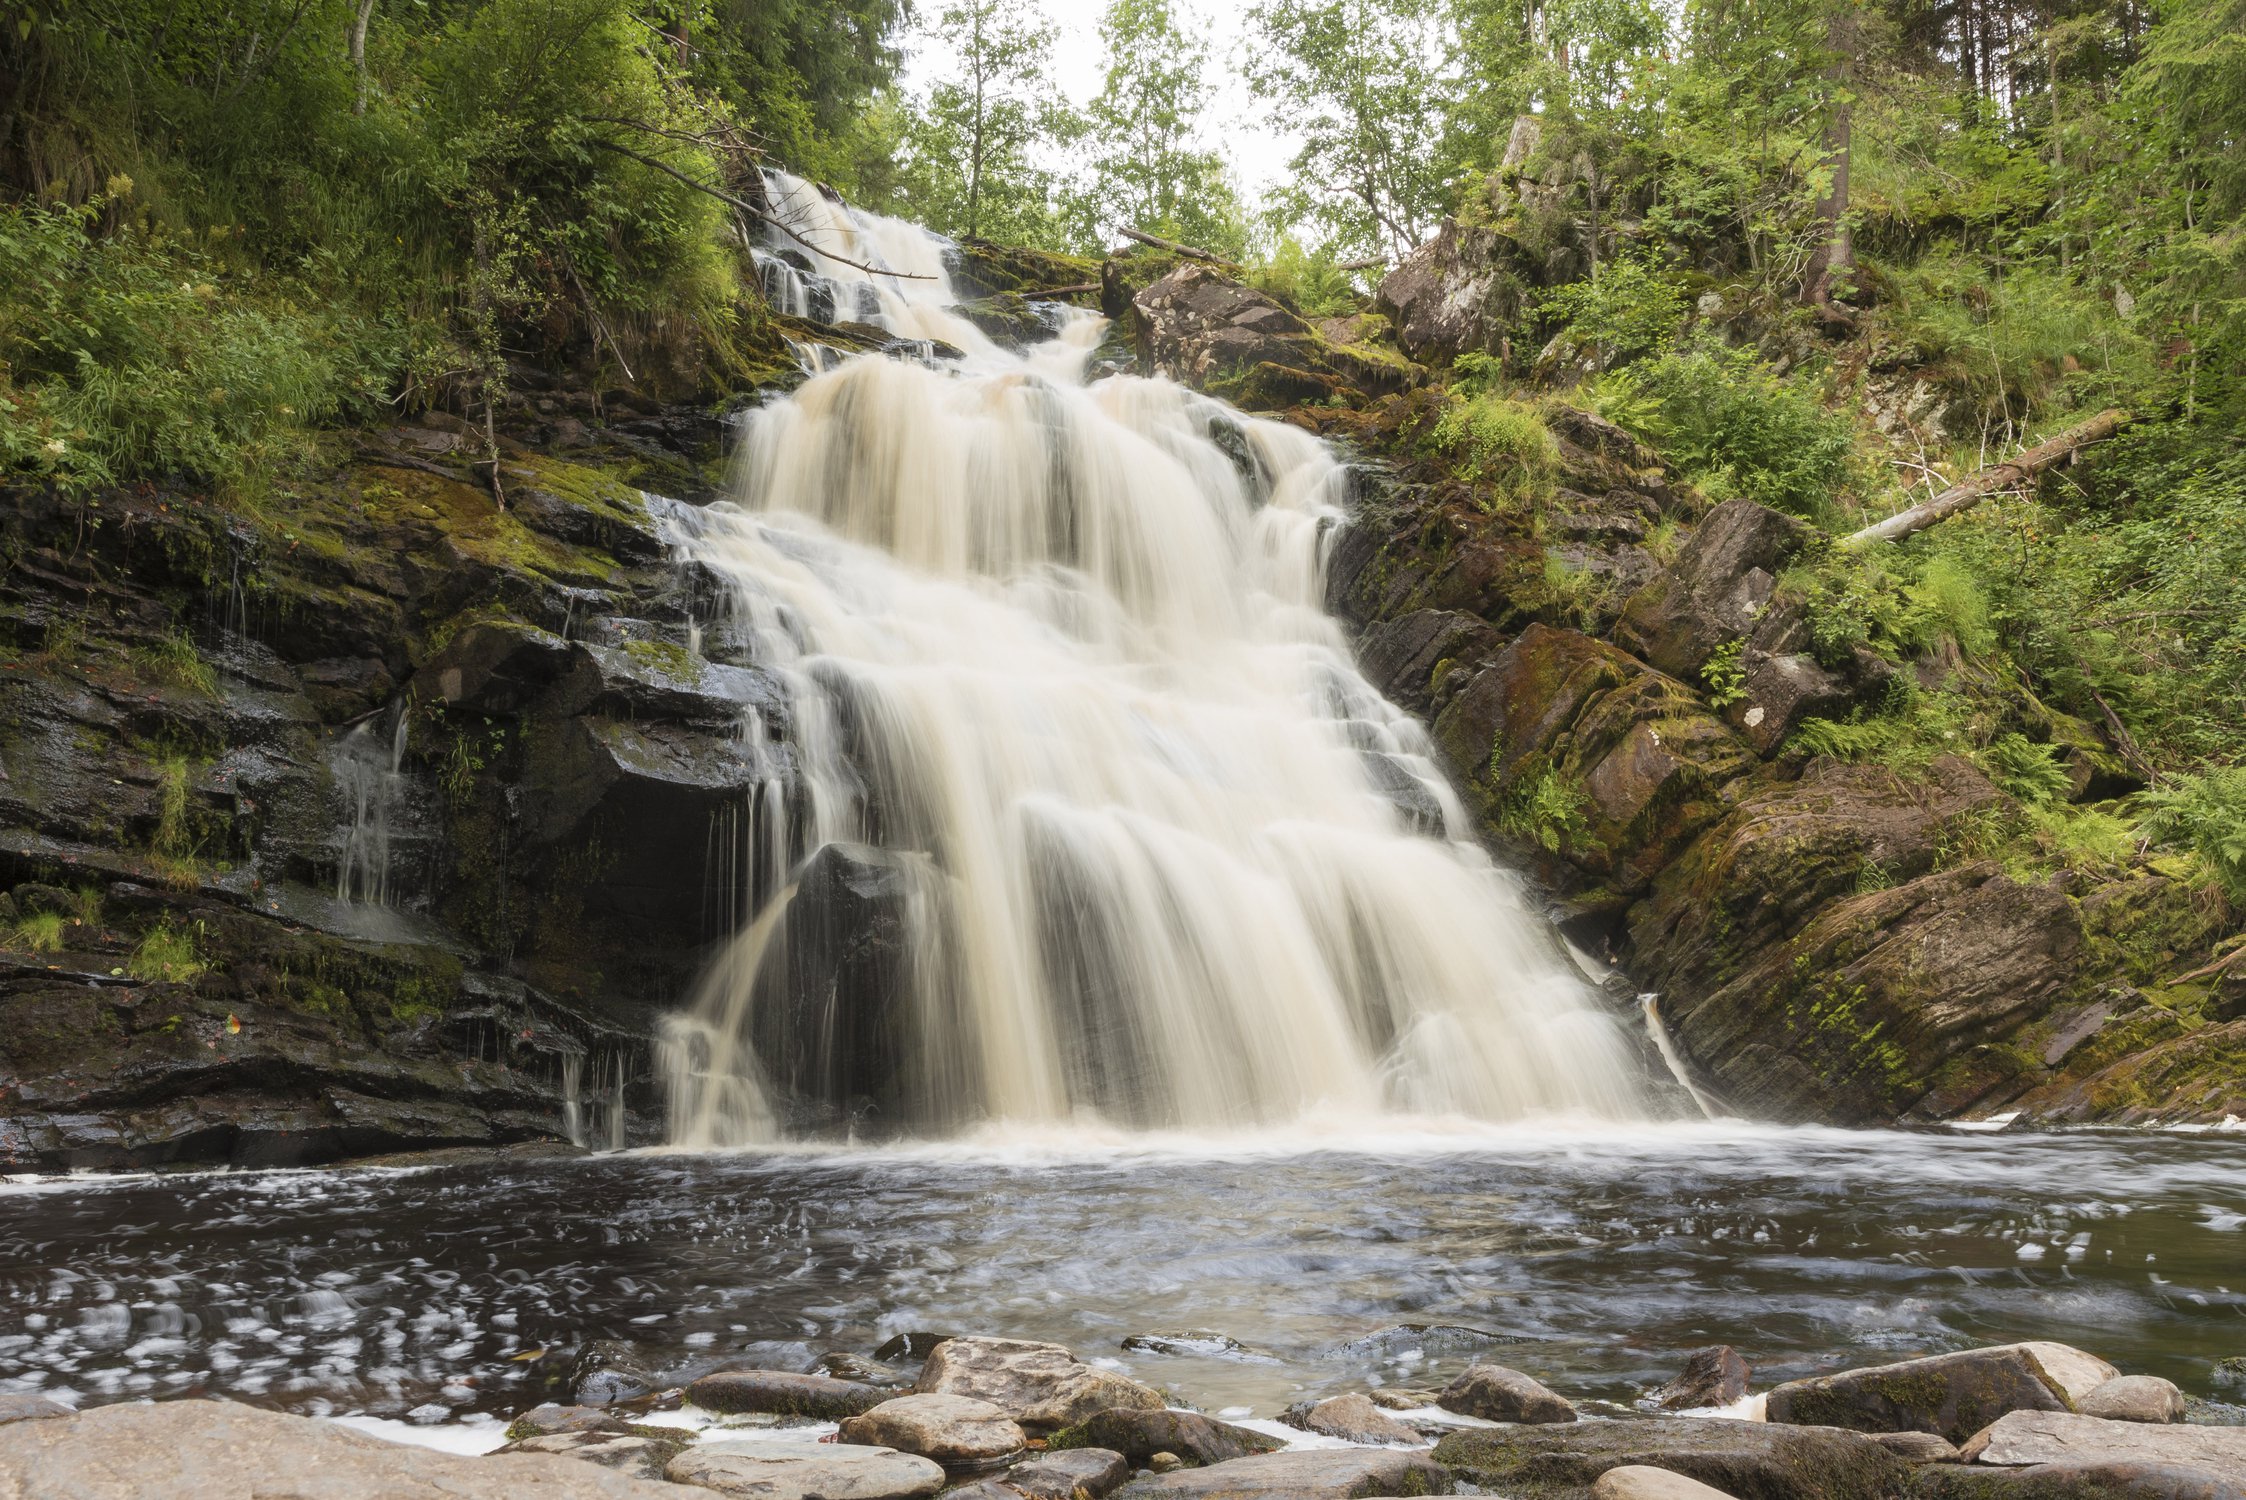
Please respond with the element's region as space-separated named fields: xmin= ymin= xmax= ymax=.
xmin=1003 ymin=1446 xmax=1134 ymax=1500
xmin=1648 ymin=1347 xmax=1751 ymax=1411
xmin=1113 ymin=1447 xmax=1451 ymax=1500
xmin=688 ymin=1369 xmax=889 ymax=1419
xmin=1438 ymin=1363 xmax=1578 ymax=1424
xmin=839 ymin=1394 xmax=1027 ymax=1473
xmin=1280 ymin=1393 xmax=1424 ymax=1446
xmin=914 ymin=1337 xmax=1164 ymax=1436
xmin=1764 ymin=1343 xmax=2113 ymax=1444
xmin=2080 ymin=1376 xmax=2189 ymax=1424
xmin=1048 ymin=1407 xmax=1279 ymax=1466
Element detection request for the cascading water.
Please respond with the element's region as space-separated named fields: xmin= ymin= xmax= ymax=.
xmin=332 ymin=710 xmax=409 ymax=905
xmin=663 ymin=174 xmax=1656 ymax=1145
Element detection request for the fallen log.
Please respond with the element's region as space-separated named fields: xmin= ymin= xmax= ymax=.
xmin=1335 ymin=255 xmax=1388 ymax=272
xmin=1117 ymin=226 xmax=1236 ymax=265
xmin=1025 ymin=282 xmax=1100 ymax=297
xmin=1842 ymin=409 xmax=2129 ymax=546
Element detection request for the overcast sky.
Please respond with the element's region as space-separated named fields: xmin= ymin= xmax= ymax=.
xmin=896 ymin=0 xmax=1304 ymax=210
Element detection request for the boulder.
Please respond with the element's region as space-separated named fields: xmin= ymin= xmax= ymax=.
xmin=2080 ymin=1376 xmax=2188 ymax=1424
xmin=1591 ymin=1467 xmax=1742 ymax=1500
xmin=839 ymin=1394 xmax=1028 ymax=1472
xmin=1439 ymin=1363 xmax=1578 ymax=1424
xmin=1611 ymin=501 xmax=1815 ymax=682
xmin=1002 ymin=1447 xmax=1134 ymax=1500
xmin=1353 ymin=610 xmax=1504 ymax=714
xmin=413 ymin=619 xmax=575 ymax=715
xmin=1873 ymin=1430 xmax=1962 ymax=1463
xmin=1648 ymin=1348 xmax=1752 ymax=1411
xmin=914 ymin=1337 xmax=1165 ymax=1435
xmin=0 ymin=1400 xmax=700 ymax=1498
xmin=1367 ymin=1388 xmax=1443 ymax=1411
xmin=1134 ymin=265 xmax=1416 ymax=410
xmin=665 ymin=1439 xmax=948 ymax=1500
xmin=1048 ymin=1408 xmax=1279 ymax=1467
xmin=1764 ymin=1343 xmax=2112 ymax=1444
xmin=689 ymin=1369 xmax=890 ymax=1419
xmin=1433 ymin=1416 xmax=1911 ymax=1500
xmin=1964 ymin=1411 xmax=2246 ymax=1478
xmin=1114 ymin=1447 xmax=1451 ymax=1500
xmin=876 ymin=1332 xmax=958 ymax=1363
xmin=510 ymin=1403 xmax=639 ymax=1438
xmin=1280 ymin=1393 xmax=1424 ymax=1446
xmin=1917 ymin=1460 xmax=2246 ymax=1498
xmin=498 ymin=1426 xmax=691 ymax=1482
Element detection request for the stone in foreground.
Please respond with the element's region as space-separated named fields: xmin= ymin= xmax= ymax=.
xmin=1592 ymin=1466 xmax=1743 ymax=1500
xmin=1003 ymin=1446 xmax=1134 ymax=1500
xmin=0 ymin=1399 xmax=701 ymax=1497
xmin=2079 ymin=1376 xmax=2188 ymax=1424
xmin=1050 ymin=1408 xmax=1280 ymax=1466
xmin=499 ymin=1426 xmax=690 ymax=1482
xmin=1964 ymin=1410 xmax=2246 ymax=1478
xmin=1438 ymin=1363 xmax=1578 ymax=1424
xmin=1872 ymin=1430 xmax=1962 ymax=1463
xmin=666 ymin=1438 xmax=946 ymax=1500
xmin=1281 ymin=1393 xmax=1424 ymax=1446
xmin=838 ymin=1393 xmax=1027 ymax=1472
xmin=0 ymin=1395 xmax=70 ymax=1426
xmin=914 ymin=1338 xmax=1164 ymax=1435
xmin=1916 ymin=1459 xmax=2246 ymax=1498
xmin=1762 ymin=1342 xmax=2113 ymax=1443
xmin=689 ymin=1370 xmax=889 ymax=1419
xmin=1114 ymin=1447 xmax=1450 ymax=1500
xmin=1433 ymin=1415 xmax=1910 ymax=1500
xmin=1649 ymin=1348 xmax=1751 ymax=1411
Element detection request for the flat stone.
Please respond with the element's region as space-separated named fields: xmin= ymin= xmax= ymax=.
xmin=2080 ymin=1376 xmax=2189 ymax=1424
xmin=511 ymin=1403 xmax=638 ymax=1438
xmin=1872 ymin=1429 xmax=1962 ymax=1463
xmin=666 ymin=1439 xmax=947 ymax=1500
xmin=1281 ymin=1393 xmax=1424 ymax=1446
xmin=1967 ymin=1411 xmax=2246 ymax=1478
xmin=1003 ymin=1447 xmax=1133 ymax=1500
xmin=1917 ymin=1460 xmax=2246 ymax=1498
xmin=1649 ymin=1348 xmax=1751 ymax=1411
xmin=1591 ymin=1467 xmax=1742 ymax=1500
xmin=690 ymin=1370 xmax=889 ymax=1419
xmin=1366 ymin=1389 xmax=1441 ymax=1412
xmin=1763 ymin=1343 xmax=2112 ymax=1443
xmin=0 ymin=1395 xmax=71 ymax=1426
xmin=1433 ymin=1416 xmax=1910 ymax=1500
xmin=914 ymin=1338 xmax=1164 ymax=1435
xmin=1113 ymin=1447 xmax=1451 ymax=1500
xmin=499 ymin=1427 xmax=689 ymax=1482
xmin=1049 ymin=1408 xmax=1279 ymax=1466
xmin=838 ymin=1394 xmax=1027 ymax=1472
xmin=0 ymin=1399 xmax=701 ymax=1497
xmin=1439 ymin=1364 xmax=1578 ymax=1424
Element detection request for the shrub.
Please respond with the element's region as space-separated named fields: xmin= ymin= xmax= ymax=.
xmin=1981 ymin=732 xmax=2074 ymax=805
xmin=1429 ymin=393 xmax=1558 ymax=508
xmin=2140 ymin=766 xmax=2246 ymax=903
xmin=1539 ymin=258 xmax=1686 ymax=368
xmin=1589 ymin=340 xmax=1855 ymax=518
xmin=1905 ymin=553 xmax=1996 ymax=657
xmin=1496 ymin=760 xmax=1593 ymax=853
xmin=1701 ymin=638 xmax=1748 ymax=707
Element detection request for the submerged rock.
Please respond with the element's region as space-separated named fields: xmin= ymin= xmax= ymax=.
xmin=665 ymin=1440 xmax=947 ymax=1500
xmin=1113 ymin=1447 xmax=1451 ymax=1500
xmin=1280 ymin=1393 xmax=1424 ymax=1446
xmin=0 ymin=1400 xmax=700 ymax=1497
xmin=1762 ymin=1342 xmax=2113 ymax=1444
xmin=1647 ymin=1347 xmax=1751 ymax=1411
xmin=574 ymin=1341 xmax=663 ymax=1407
xmin=839 ymin=1394 xmax=1028 ymax=1472
xmin=914 ymin=1337 xmax=1164 ymax=1436
xmin=1048 ymin=1408 xmax=1279 ymax=1466
xmin=1120 ymin=1331 xmax=1279 ymax=1364
xmin=0 ymin=1394 xmax=70 ymax=1425
xmin=688 ymin=1370 xmax=888 ymax=1420
xmin=1433 ymin=1416 xmax=1909 ymax=1500
xmin=1439 ymin=1363 xmax=1578 ymax=1424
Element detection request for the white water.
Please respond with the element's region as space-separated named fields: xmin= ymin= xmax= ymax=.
xmin=662 ymin=174 xmax=1653 ymax=1145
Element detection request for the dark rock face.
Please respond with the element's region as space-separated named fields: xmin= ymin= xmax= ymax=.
xmin=1648 ymin=1347 xmax=1752 ymax=1411
xmin=1762 ymin=1345 xmax=2100 ymax=1444
xmin=1433 ymin=1416 xmax=1910 ymax=1500
xmin=1050 ymin=1409 xmax=1281 ymax=1467
xmin=1134 ymin=265 xmax=1418 ymax=411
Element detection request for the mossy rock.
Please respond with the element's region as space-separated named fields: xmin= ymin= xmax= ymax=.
xmin=1432 ymin=1415 xmax=1910 ymax=1500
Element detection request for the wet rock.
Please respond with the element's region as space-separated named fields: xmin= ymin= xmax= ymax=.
xmin=1149 ymin=1453 xmax=1186 ymax=1474
xmin=1331 ymin=1324 xmax=1521 ymax=1362
xmin=509 ymin=1403 xmax=637 ymax=1439
xmin=1648 ymin=1348 xmax=1751 ymax=1411
xmin=877 ymin=1332 xmax=958 ymax=1364
xmin=1917 ymin=1460 xmax=2246 ymax=1498
xmin=499 ymin=1426 xmax=691 ymax=1482
xmin=574 ymin=1340 xmax=663 ymax=1406
xmin=1439 ymin=1363 xmax=1578 ymax=1424
xmin=1281 ymin=1393 xmax=1424 ymax=1446
xmin=724 ymin=1339 xmax=824 ymax=1374
xmin=2081 ymin=1376 xmax=2189 ymax=1424
xmin=1765 ymin=1343 xmax=2113 ymax=1444
xmin=1434 ymin=1416 xmax=1909 ymax=1500
xmin=914 ymin=1337 xmax=1165 ymax=1435
xmin=1114 ymin=1447 xmax=1451 ymax=1500
xmin=0 ymin=1394 xmax=70 ymax=1425
xmin=667 ymin=1439 xmax=947 ymax=1500
xmin=0 ymin=1400 xmax=699 ymax=1497
xmin=840 ymin=1394 xmax=1028 ymax=1472
xmin=1120 ymin=1331 xmax=1280 ymax=1364
xmin=689 ymin=1370 xmax=889 ymax=1419
xmin=822 ymin=1351 xmax=910 ymax=1385
xmin=1611 ymin=500 xmax=1814 ymax=682
xmin=1003 ymin=1447 xmax=1134 ymax=1500
xmin=1964 ymin=1411 xmax=2246 ymax=1477
xmin=1874 ymin=1430 xmax=1962 ymax=1463
xmin=413 ymin=619 xmax=575 ymax=716
xmin=1591 ymin=1467 xmax=1742 ymax=1500
xmin=1051 ymin=1408 xmax=1281 ymax=1467
xmin=1133 ymin=265 xmax=1416 ymax=411
xmin=1367 ymin=1388 xmax=1442 ymax=1411
xmin=1353 ymin=610 xmax=1504 ymax=714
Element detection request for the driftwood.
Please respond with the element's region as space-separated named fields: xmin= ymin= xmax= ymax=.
xmin=1117 ymin=227 xmax=1237 ymax=265
xmin=1843 ymin=409 xmax=2129 ymax=546
xmin=1025 ymin=282 xmax=1100 ymax=297
xmin=1335 ymin=255 xmax=1388 ymax=272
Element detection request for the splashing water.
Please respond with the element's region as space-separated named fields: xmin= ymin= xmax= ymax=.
xmin=333 ymin=710 xmax=409 ymax=906
xmin=662 ymin=174 xmax=1657 ymax=1145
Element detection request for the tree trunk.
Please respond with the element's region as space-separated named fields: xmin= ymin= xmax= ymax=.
xmin=1841 ymin=409 xmax=2128 ymax=546
xmin=1803 ymin=0 xmax=1857 ymax=311
xmin=349 ymin=0 xmax=375 ymax=115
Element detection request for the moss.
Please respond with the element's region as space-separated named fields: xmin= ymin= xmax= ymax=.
xmin=620 ymin=636 xmax=703 ymax=684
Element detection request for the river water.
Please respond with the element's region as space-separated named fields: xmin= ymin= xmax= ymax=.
xmin=5 ymin=1124 xmax=2242 ymax=1429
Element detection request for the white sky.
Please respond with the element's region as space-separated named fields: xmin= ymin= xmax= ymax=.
xmin=896 ymin=0 xmax=1305 ymax=211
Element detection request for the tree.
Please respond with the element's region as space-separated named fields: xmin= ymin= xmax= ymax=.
xmin=1243 ymin=0 xmax=1460 ymax=259
xmin=1081 ymin=0 xmax=1246 ymax=256
xmin=900 ymin=0 xmax=1070 ymax=246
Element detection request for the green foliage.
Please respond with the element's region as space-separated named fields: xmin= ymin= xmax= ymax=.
xmin=1244 ymin=238 xmax=1368 ymax=318
xmin=1079 ymin=0 xmax=1247 ymax=257
xmin=1981 ymin=733 xmax=2073 ymax=806
xmin=2140 ymin=766 xmax=2246 ymax=904
xmin=1700 ymin=638 xmax=1748 ymax=708
xmin=130 ymin=919 xmax=209 ymax=983
xmin=1589 ymin=341 xmax=1854 ymax=518
xmin=8 ymin=911 xmax=67 ymax=954
xmin=1904 ymin=554 xmax=1995 ymax=657
xmin=1428 ymin=393 xmax=1558 ymax=508
xmin=1539 ymin=259 xmax=1686 ymax=368
xmin=134 ymin=631 xmax=220 ymax=697
xmin=1496 ymin=760 xmax=1593 ymax=853
xmin=896 ymin=0 xmax=1075 ymax=249
xmin=1882 ymin=254 xmax=2133 ymax=434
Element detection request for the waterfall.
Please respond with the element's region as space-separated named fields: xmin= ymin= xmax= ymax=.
xmin=662 ymin=174 xmax=1653 ymax=1145
xmin=333 ymin=710 xmax=409 ymax=905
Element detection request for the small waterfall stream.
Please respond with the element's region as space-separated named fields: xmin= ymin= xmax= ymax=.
xmin=332 ymin=709 xmax=409 ymax=906
xmin=663 ymin=174 xmax=1654 ymax=1144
